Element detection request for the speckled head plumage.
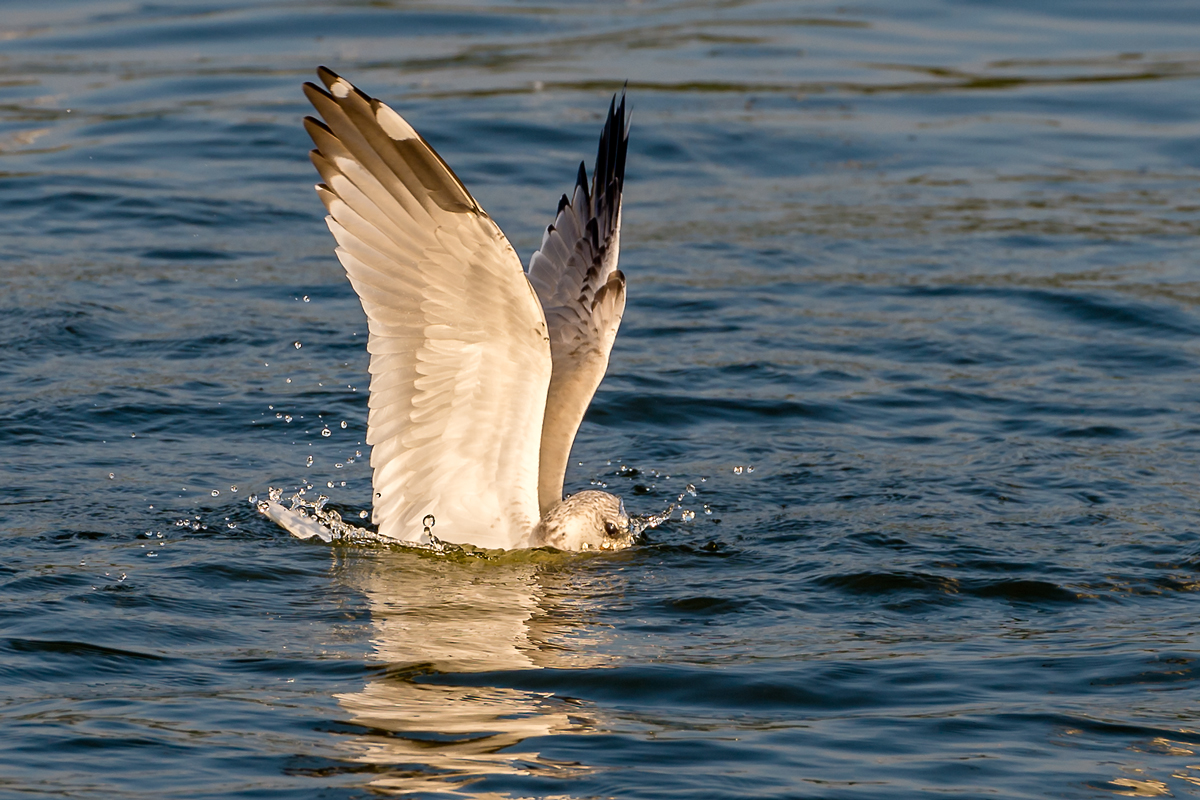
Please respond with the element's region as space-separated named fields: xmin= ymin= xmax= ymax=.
xmin=531 ymin=490 xmax=632 ymax=551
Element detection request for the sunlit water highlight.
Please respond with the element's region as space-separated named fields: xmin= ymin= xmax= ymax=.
xmin=2 ymin=0 xmax=1200 ymax=797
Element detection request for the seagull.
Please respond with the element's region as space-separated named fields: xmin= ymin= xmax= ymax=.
xmin=263 ymin=67 xmax=631 ymax=552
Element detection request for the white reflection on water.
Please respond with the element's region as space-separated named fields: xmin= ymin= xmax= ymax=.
xmin=330 ymin=551 xmax=611 ymax=796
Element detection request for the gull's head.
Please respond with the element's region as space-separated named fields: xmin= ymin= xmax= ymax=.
xmin=534 ymin=490 xmax=632 ymax=552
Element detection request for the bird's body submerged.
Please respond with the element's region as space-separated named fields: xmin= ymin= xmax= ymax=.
xmin=264 ymin=68 xmax=631 ymax=551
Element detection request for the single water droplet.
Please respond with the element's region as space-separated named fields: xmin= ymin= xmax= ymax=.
xmin=276 ymin=412 xmax=283 ymax=419
xmin=703 ymin=504 xmax=712 ymax=515
xmin=686 ymin=483 xmax=697 ymax=496
xmin=340 ymin=420 xmax=348 ymax=429
xmin=284 ymin=415 xmax=292 ymax=423
xmin=339 ymin=481 xmax=346 ymax=487
xmin=422 ymin=526 xmax=431 ymax=537
xmin=305 ymin=455 xmax=314 ymax=467
xmin=247 ymin=494 xmax=258 ymax=505
xmin=211 ymin=489 xmax=219 ymax=497
xmin=335 ymin=463 xmax=343 ymax=469
xmin=302 ymin=295 xmax=310 ymax=302
xmin=422 ymin=514 xmax=435 ymax=528
xmin=355 ymin=450 xmax=362 ymax=458
xmin=285 ymin=378 xmax=291 ymax=383
xmin=327 ymin=481 xmax=334 ymax=488
xmin=359 ymin=510 xmax=368 ymax=519
xmin=230 ymin=485 xmax=237 ymax=493
xmin=321 ymin=427 xmax=331 ymax=437
xmin=268 ymin=405 xmax=274 ymax=410
xmin=227 ymin=522 xmax=237 ymax=529
xmin=294 ymin=341 xmax=302 ymax=349
xmin=268 ymin=487 xmax=282 ymax=502
xmin=108 ymin=472 xmax=115 ymax=479
xmin=747 ymin=465 xmax=755 ymax=473
xmin=733 ymin=466 xmax=744 ymax=475
xmin=257 ymin=500 xmax=270 ymax=512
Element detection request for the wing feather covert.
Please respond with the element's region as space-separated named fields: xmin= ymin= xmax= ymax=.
xmin=303 ymin=67 xmax=552 ymax=549
xmin=527 ymin=93 xmax=630 ymax=515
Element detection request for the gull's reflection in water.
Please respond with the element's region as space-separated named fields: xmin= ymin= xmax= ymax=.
xmin=330 ymin=549 xmax=612 ymax=797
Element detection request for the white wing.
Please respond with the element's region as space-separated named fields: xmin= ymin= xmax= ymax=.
xmin=303 ymin=67 xmax=552 ymax=550
xmin=527 ymin=93 xmax=629 ymax=515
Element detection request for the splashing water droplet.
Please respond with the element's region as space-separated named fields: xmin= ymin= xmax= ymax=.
xmin=747 ymin=465 xmax=755 ymax=473
xmin=108 ymin=473 xmax=115 ymax=479
xmin=686 ymin=483 xmax=697 ymax=496
xmin=340 ymin=420 xmax=348 ymax=429
xmin=339 ymin=481 xmax=346 ymax=487
xmin=284 ymin=415 xmax=292 ymax=423
xmin=294 ymin=341 xmax=302 ymax=349
xmin=359 ymin=510 xmax=368 ymax=519
xmin=305 ymin=455 xmax=314 ymax=467
xmin=276 ymin=412 xmax=283 ymax=419
xmin=285 ymin=378 xmax=292 ymax=384
xmin=211 ymin=490 xmax=219 ymax=497
xmin=302 ymin=295 xmax=310 ymax=302
xmin=681 ymin=509 xmax=696 ymax=522
xmin=422 ymin=514 xmax=436 ymax=528
xmin=733 ymin=466 xmax=744 ymax=475
xmin=355 ymin=450 xmax=362 ymax=458
xmin=321 ymin=428 xmax=331 ymax=438
xmin=268 ymin=487 xmax=282 ymax=502
xmin=335 ymin=463 xmax=343 ymax=469
xmin=230 ymin=485 xmax=237 ymax=493
xmin=327 ymin=481 xmax=334 ymax=488
xmin=703 ymin=504 xmax=712 ymax=515
xmin=247 ymin=494 xmax=258 ymax=505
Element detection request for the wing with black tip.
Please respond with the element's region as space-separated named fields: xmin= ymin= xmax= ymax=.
xmin=526 ymin=93 xmax=630 ymax=515
xmin=302 ymin=67 xmax=551 ymax=549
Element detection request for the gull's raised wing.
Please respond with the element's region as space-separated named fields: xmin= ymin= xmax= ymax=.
xmin=303 ymin=67 xmax=552 ymax=549
xmin=527 ymin=92 xmax=629 ymax=515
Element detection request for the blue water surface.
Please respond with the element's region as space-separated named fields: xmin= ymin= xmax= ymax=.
xmin=2 ymin=1 xmax=1199 ymax=797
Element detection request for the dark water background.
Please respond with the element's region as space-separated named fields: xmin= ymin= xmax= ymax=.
xmin=3 ymin=1 xmax=1200 ymax=797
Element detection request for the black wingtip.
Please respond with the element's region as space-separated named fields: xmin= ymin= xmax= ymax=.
xmin=315 ymin=65 xmax=340 ymax=87
xmin=576 ymin=161 xmax=590 ymax=204
xmin=588 ymin=84 xmax=629 ymax=222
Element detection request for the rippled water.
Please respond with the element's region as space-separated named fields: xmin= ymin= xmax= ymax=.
xmin=4 ymin=1 xmax=1200 ymax=797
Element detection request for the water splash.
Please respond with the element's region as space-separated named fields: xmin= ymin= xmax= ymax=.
xmin=629 ymin=503 xmax=675 ymax=536
xmin=256 ymin=489 xmax=467 ymax=555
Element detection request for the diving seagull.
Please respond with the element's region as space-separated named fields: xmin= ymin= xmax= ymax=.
xmin=263 ymin=67 xmax=631 ymax=551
